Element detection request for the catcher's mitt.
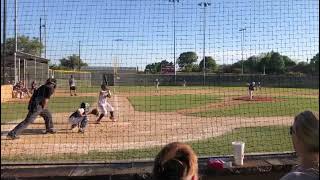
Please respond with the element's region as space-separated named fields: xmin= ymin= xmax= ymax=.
xmin=89 ymin=108 xmax=99 ymax=116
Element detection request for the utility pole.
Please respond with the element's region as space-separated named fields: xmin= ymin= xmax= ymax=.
xmin=239 ymin=28 xmax=246 ymax=74
xmin=2 ymin=0 xmax=7 ymax=84
xmin=43 ymin=0 xmax=47 ymax=58
xmin=198 ymin=2 xmax=211 ymax=85
xmin=169 ymin=0 xmax=179 ymax=84
xmin=78 ymin=41 xmax=81 ymax=71
xmin=39 ymin=18 xmax=46 ymax=57
xmin=40 ymin=18 xmax=42 ymax=57
xmin=14 ymin=0 xmax=18 ymax=84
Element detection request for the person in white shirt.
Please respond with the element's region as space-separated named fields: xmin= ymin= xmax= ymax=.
xmin=69 ymin=75 xmax=77 ymax=96
xmin=155 ymin=79 xmax=160 ymax=92
xmin=96 ymin=84 xmax=115 ymax=123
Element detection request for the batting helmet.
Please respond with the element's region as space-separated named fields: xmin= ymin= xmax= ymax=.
xmin=80 ymin=102 xmax=90 ymax=113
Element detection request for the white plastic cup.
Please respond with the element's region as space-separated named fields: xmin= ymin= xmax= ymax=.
xmin=232 ymin=141 xmax=245 ymax=166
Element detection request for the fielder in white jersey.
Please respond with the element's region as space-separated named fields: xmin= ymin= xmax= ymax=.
xmin=155 ymin=79 xmax=160 ymax=92
xmin=96 ymin=84 xmax=115 ymax=123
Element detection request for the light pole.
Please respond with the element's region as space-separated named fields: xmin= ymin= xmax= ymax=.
xmin=2 ymin=0 xmax=7 ymax=84
xmin=14 ymin=0 xmax=18 ymax=84
xmin=239 ymin=28 xmax=246 ymax=74
xmin=169 ymin=0 xmax=179 ymax=84
xmin=112 ymin=39 xmax=123 ymax=77
xmin=43 ymin=0 xmax=47 ymax=58
xmin=198 ymin=2 xmax=211 ymax=85
xmin=78 ymin=41 xmax=81 ymax=71
xmin=39 ymin=18 xmax=45 ymax=57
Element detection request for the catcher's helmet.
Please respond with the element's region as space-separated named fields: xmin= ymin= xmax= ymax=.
xmin=101 ymin=84 xmax=109 ymax=90
xmin=80 ymin=102 xmax=90 ymax=113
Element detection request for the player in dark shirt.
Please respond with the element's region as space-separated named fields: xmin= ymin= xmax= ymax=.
xmin=7 ymin=78 xmax=57 ymax=140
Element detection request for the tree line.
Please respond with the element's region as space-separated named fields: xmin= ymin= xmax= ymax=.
xmin=1 ymin=35 xmax=318 ymax=74
xmin=145 ymin=51 xmax=319 ymax=75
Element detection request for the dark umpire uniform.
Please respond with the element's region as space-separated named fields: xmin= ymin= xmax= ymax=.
xmin=7 ymin=78 xmax=57 ymax=140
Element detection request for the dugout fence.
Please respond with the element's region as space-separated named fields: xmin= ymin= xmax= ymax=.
xmin=1 ymin=51 xmax=49 ymax=87
xmin=108 ymin=73 xmax=319 ymax=88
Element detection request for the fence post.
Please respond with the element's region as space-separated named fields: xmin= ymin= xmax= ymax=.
xmin=18 ymin=58 xmax=20 ymax=82
xmin=34 ymin=58 xmax=36 ymax=83
xmin=23 ymin=59 xmax=26 ymax=86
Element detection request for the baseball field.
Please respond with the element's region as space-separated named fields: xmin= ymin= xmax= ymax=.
xmin=1 ymin=85 xmax=319 ymax=162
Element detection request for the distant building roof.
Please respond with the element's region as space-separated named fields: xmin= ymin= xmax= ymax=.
xmin=3 ymin=51 xmax=50 ymax=65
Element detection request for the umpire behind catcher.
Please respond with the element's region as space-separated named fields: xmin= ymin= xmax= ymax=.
xmin=7 ymin=78 xmax=57 ymax=140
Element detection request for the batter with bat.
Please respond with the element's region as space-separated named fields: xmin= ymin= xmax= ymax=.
xmin=96 ymin=84 xmax=115 ymax=123
xmin=69 ymin=102 xmax=99 ymax=133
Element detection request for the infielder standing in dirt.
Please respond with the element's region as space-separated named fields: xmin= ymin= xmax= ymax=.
xmin=69 ymin=75 xmax=77 ymax=96
xmin=7 ymin=78 xmax=57 ymax=140
xmin=183 ymin=79 xmax=187 ymax=87
xmin=258 ymin=81 xmax=261 ymax=90
xmin=96 ymin=84 xmax=115 ymax=123
xmin=155 ymin=78 xmax=160 ymax=92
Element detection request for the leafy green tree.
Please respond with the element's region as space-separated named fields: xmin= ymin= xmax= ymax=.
xmin=309 ymin=53 xmax=319 ymax=74
xmin=269 ymin=52 xmax=285 ymax=74
xmin=191 ymin=64 xmax=200 ymax=72
xmin=199 ymin=56 xmax=218 ymax=72
xmin=144 ymin=60 xmax=173 ymax=74
xmin=243 ymin=55 xmax=259 ymax=73
xmin=177 ymin=52 xmax=198 ymax=72
xmin=59 ymin=54 xmax=88 ymax=70
xmin=231 ymin=60 xmax=243 ymax=74
xmin=257 ymin=52 xmax=272 ymax=74
xmin=49 ymin=63 xmax=59 ymax=70
xmin=145 ymin=63 xmax=158 ymax=74
xmin=1 ymin=35 xmax=43 ymax=56
xmin=282 ymin=55 xmax=296 ymax=68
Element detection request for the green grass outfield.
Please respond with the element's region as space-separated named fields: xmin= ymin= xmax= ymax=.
xmin=128 ymin=94 xmax=318 ymax=116
xmin=128 ymin=94 xmax=222 ymax=112
xmin=1 ymin=126 xmax=293 ymax=162
xmin=191 ymin=97 xmax=319 ymax=117
xmin=1 ymin=96 xmax=96 ymax=123
xmin=59 ymin=85 xmax=319 ymax=94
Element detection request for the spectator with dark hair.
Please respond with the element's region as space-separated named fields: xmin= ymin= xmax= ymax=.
xmin=13 ymin=81 xmax=30 ymax=99
xmin=31 ymin=80 xmax=37 ymax=94
xmin=280 ymin=110 xmax=319 ymax=180
xmin=153 ymin=142 xmax=199 ymax=180
xmin=7 ymin=78 xmax=57 ymax=140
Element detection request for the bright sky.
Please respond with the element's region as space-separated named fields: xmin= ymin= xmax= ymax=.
xmin=1 ymin=0 xmax=319 ymax=70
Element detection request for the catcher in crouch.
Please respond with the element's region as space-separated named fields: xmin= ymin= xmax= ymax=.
xmin=69 ymin=102 xmax=99 ymax=133
xmin=96 ymin=84 xmax=115 ymax=123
